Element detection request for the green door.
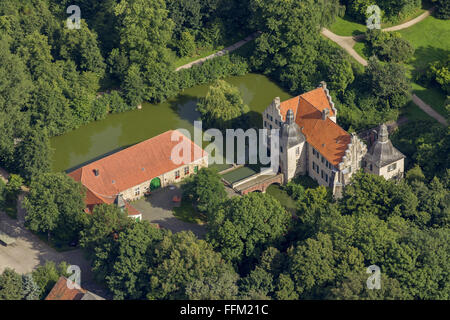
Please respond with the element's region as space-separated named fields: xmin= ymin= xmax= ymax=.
xmin=150 ymin=177 xmax=161 ymax=191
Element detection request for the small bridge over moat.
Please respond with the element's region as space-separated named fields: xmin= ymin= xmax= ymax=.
xmin=221 ymin=166 xmax=284 ymax=195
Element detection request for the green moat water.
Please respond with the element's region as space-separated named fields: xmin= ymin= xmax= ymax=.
xmin=51 ymin=73 xmax=291 ymax=172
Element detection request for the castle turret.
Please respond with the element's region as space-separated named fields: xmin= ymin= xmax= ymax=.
xmin=280 ymin=109 xmax=306 ymax=182
xmin=363 ymin=123 xmax=405 ymax=180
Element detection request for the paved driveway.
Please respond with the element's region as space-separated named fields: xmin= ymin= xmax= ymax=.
xmin=0 ymin=210 xmax=108 ymax=297
xmin=132 ymin=186 xmax=207 ymax=239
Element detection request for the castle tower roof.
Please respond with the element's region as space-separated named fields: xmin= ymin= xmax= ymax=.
xmin=365 ymin=124 xmax=404 ymax=167
xmin=281 ymin=109 xmax=304 ymax=148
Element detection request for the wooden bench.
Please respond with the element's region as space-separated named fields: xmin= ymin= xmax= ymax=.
xmin=0 ymin=231 xmax=16 ymax=246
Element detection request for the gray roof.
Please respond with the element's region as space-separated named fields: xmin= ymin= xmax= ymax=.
xmin=365 ymin=124 xmax=405 ymax=167
xmin=281 ymin=109 xmax=304 ymax=148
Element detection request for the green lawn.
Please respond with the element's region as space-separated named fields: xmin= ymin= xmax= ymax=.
xmin=329 ymin=15 xmax=367 ymax=36
xmin=266 ymin=184 xmax=297 ymax=215
xmin=353 ymin=41 xmax=369 ymax=60
xmin=399 ymin=15 xmax=450 ymax=72
xmin=329 ymin=8 xmax=426 ymax=36
xmin=401 ymin=101 xmax=435 ymax=122
xmin=351 ymin=15 xmax=449 ymax=118
xmin=399 ymin=15 xmax=449 ymax=117
xmin=172 ymin=199 xmax=206 ymax=225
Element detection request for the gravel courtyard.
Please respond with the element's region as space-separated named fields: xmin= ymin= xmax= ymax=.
xmin=131 ymin=186 xmax=207 ymax=239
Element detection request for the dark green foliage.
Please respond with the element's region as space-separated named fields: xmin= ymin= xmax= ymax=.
xmin=432 ymin=0 xmax=450 ymax=19
xmin=340 ymin=172 xmax=421 ymax=224
xmin=344 ymin=0 xmax=421 ymax=23
xmin=79 ymin=204 xmax=132 ymax=252
xmin=329 ymin=271 xmax=406 ymax=300
xmin=197 ymin=80 xmax=250 ymax=129
xmin=365 ymin=30 xmax=415 ymax=63
xmin=14 ymin=130 xmax=53 ymax=181
xmin=3 ymin=174 xmax=23 ymax=204
xmin=182 ymin=168 xmax=227 ymax=215
xmin=391 ymin=120 xmax=450 ymax=179
xmin=207 ymin=192 xmax=292 ymax=266
xmin=147 ymin=231 xmax=239 ymax=300
xmin=31 ymin=261 xmax=69 ymax=299
xmin=177 ymin=54 xmax=249 ymax=90
xmin=22 ymin=274 xmax=40 ymax=300
xmin=91 ymin=221 xmax=164 ymax=299
xmin=363 ymin=57 xmax=411 ymax=110
xmin=23 ymin=173 xmax=87 ymax=242
xmin=422 ymin=55 xmax=450 ymax=94
xmin=0 ymin=268 xmax=23 ymax=300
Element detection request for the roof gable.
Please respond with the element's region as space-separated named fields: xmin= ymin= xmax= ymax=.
xmin=45 ymin=277 xmax=86 ymax=300
xmin=69 ymin=130 xmax=207 ymax=213
xmin=278 ymin=88 xmax=349 ymax=167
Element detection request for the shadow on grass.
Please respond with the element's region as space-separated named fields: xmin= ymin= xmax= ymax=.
xmin=172 ymin=200 xmax=206 ymax=225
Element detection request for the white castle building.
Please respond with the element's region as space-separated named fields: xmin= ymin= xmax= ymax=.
xmin=263 ymin=82 xmax=405 ymax=197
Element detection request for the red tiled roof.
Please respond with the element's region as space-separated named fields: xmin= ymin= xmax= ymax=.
xmin=69 ymin=130 xmax=207 ymax=215
xmin=45 ymin=277 xmax=86 ymax=300
xmin=279 ymin=88 xmax=350 ymax=167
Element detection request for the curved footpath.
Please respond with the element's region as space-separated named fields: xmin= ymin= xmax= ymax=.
xmin=321 ymin=8 xmax=447 ymax=126
xmin=175 ymin=31 xmax=261 ymax=71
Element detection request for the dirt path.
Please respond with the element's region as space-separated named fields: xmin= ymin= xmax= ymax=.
xmin=412 ymin=94 xmax=448 ymax=125
xmin=383 ymin=8 xmax=434 ymax=32
xmin=321 ymin=8 xmax=447 ymax=126
xmin=175 ymin=31 xmax=261 ymax=71
xmin=321 ymin=28 xmax=368 ymax=66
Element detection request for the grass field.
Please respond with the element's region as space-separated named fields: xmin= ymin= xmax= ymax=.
xmin=329 ymin=15 xmax=367 ymax=36
xmin=399 ymin=15 xmax=450 ymax=72
xmin=266 ymin=184 xmax=297 ymax=214
xmin=350 ymin=15 xmax=449 ymax=119
xmin=329 ymin=8 xmax=426 ymax=36
xmin=400 ymin=100 xmax=436 ymax=122
xmin=399 ymin=15 xmax=449 ymax=117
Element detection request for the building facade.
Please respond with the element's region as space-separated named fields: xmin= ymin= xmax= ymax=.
xmin=69 ymin=130 xmax=208 ymax=220
xmin=263 ymin=82 xmax=405 ymax=197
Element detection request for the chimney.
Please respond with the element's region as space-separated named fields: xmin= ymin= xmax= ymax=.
xmin=93 ymin=169 xmax=99 ymax=176
xmin=319 ymin=81 xmax=327 ymax=90
xmin=322 ymin=108 xmax=330 ymax=120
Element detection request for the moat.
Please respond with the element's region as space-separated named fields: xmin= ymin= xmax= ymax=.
xmin=50 ymin=73 xmax=292 ymax=173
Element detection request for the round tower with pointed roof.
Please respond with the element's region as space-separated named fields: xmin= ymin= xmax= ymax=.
xmin=280 ymin=109 xmax=306 ymax=182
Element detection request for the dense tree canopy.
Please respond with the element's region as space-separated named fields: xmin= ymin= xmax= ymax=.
xmin=207 ymin=192 xmax=292 ymax=267
xmin=182 ymin=168 xmax=227 ymax=215
xmin=23 ymin=173 xmax=87 ymax=242
xmin=197 ymin=80 xmax=250 ymax=129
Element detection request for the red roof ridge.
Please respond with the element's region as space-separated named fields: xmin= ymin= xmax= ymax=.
xmin=277 ymin=88 xmax=350 ymax=167
xmin=68 ymin=130 xmax=207 ymax=216
xmin=45 ymin=276 xmax=87 ymax=300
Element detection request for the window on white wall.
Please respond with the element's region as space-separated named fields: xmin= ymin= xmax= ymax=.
xmin=134 ymin=187 xmax=140 ymax=196
xmin=388 ymin=163 xmax=397 ymax=172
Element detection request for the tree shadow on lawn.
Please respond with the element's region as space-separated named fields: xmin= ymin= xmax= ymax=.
xmin=410 ymin=46 xmax=448 ymax=77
